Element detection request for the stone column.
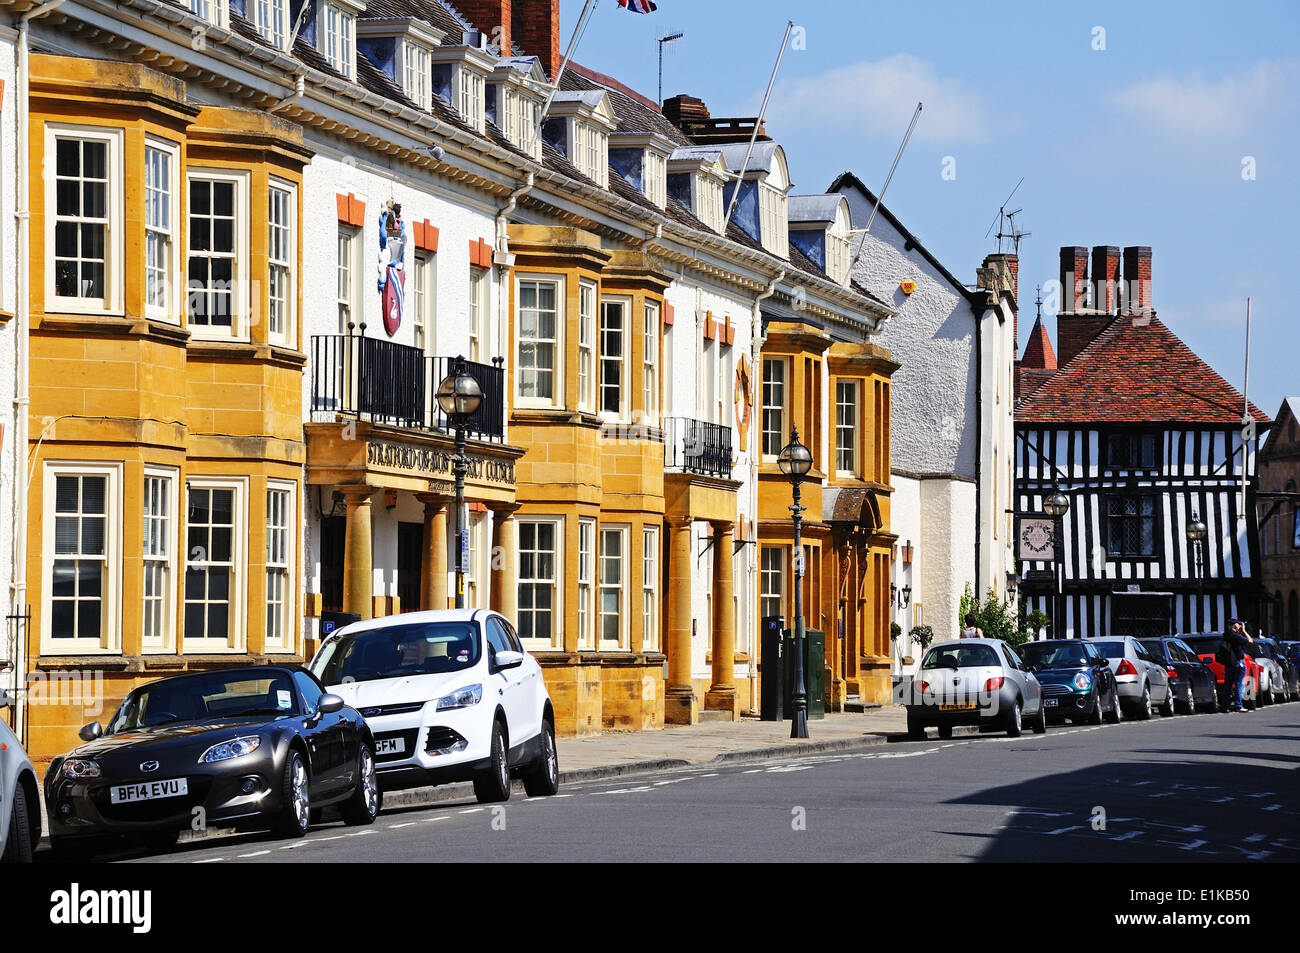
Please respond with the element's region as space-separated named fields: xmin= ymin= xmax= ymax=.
xmin=704 ymin=520 xmax=737 ymax=717
xmin=664 ymin=515 xmax=697 ymax=724
xmin=341 ymin=486 xmax=375 ymax=620
xmin=417 ymin=493 xmax=450 ymax=611
xmin=489 ymin=502 xmax=520 ymax=620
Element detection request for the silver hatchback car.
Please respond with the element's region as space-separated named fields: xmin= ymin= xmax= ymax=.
xmin=1085 ymin=636 xmax=1171 ymax=719
xmin=906 ymin=638 xmax=1047 ymax=740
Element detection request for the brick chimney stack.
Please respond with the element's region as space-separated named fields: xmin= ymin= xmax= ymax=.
xmin=1123 ymin=245 xmax=1152 ymax=312
xmin=456 ymin=0 xmax=511 ymax=54
xmin=1058 ymin=246 xmax=1089 ymax=313
xmin=1091 ymin=245 xmax=1120 ymax=313
xmin=512 ymin=0 xmax=561 ymax=80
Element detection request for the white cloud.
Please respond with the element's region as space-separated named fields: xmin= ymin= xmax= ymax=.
xmin=1108 ymin=61 xmax=1298 ymax=139
xmin=764 ymin=53 xmax=995 ymax=145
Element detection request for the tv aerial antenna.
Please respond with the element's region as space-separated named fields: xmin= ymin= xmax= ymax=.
xmin=984 ymin=177 xmax=1031 ymax=254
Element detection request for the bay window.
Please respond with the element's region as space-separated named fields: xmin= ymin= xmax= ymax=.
xmin=185 ymin=478 xmax=246 ymax=651
xmin=835 ymin=380 xmax=859 ymax=477
xmin=187 ymin=169 xmax=249 ymax=340
xmin=761 ymin=357 xmax=787 ymax=458
xmin=578 ymin=280 xmax=597 ymax=412
xmin=642 ymin=526 xmax=659 ymax=652
xmin=267 ymin=179 xmax=294 ymax=346
xmin=516 ymin=277 xmax=560 ymax=405
xmin=142 ymin=469 xmax=177 ymax=651
xmin=265 ymin=482 xmax=295 ymax=652
xmin=643 ymin=302 xmax=659 ymax=424
xmin=144 ymin=139 xmax=180 ymax=321
xmin=599 ymin=526 xmax=628 ymax=649
xmin=47 ymin=125 xmax=123 ymax=313
xmin=43 ymin=463 xmax=122 ymax=653
xmin=517 ymin=519 xmax=560 ymax=648
xmin=600 ymin=297 xmax=627 ymax=417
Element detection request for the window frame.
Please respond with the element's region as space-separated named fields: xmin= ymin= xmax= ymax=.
xmin=144 ymin=136 xmax=181 ymax=324
xmin=142 ymin=467 xmax=179 ymax=654
xmin=337 ymin=224 xmax=360 ymax=332
xmin=321 ymin=1 xmax=356 ymax=80
xmin=643 ymin=301 xmax=659 ymax=425
xmin=402 ymin=39 xmax=432 ymax=111
xmin=411 ymin=253 xmax=435 ymax=353
xmin=1104 ymin=492 xmax=1161 ymax=559
xmin=578 ymin=279 xmax=597 ymax=413
xmin=761 ymin=357 xmax=788 ymax=460
xmin=1104 ymin=431 xmax=1160 ymax=471
xmin=186 ymin=167 xmax=251 ymax=341
xmin=459 ymin=67 xmax=486 ymax=133
xmin=642 ymin=525 xmax=659 ymax=652
xmin=264 ymin=479 xmax=296 ymax=654
xmin=834 ymin=379 xmax=860 ymax=478
xmin=760 ymin=544 xmax=787 ymax=624
xmin=45 ymin=124 xmax=125 ymax=316
xmin=183 ymin=476 xmax=248 ymax=653
xmin=189 ymin=0 xmax=229 ymax=27
xmin=577 ymin=517 xmax=595 ymax=650
xmin=598 ymin=524 xmax=629 ymax=651
xmin=515 ymin=274 xmax=564 ymax=409
xmin=599 ymin=295 xmax=630 ymax=420
xmin=41 ymin=462 xmax=123 ymax=655
xmin=266 ymin=177 xmax=296 ymax=347
xmin=516 ymin=516 xmax=562 ymax=650
xmin=468 ymin=265 xmax=488 ymax=363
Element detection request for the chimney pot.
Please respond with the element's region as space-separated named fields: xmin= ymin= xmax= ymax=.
xmin=455 ymin=0 xmax=512 ymax=56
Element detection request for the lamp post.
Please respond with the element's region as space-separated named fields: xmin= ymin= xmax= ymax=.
xmin=436 ymin=357 xmax=484 ymax=609
xmin=778 ymin=427 xmax=813 ymax=739
xmin=1043 ymin=486 xmax=1070 ymax=638
xmin=1187 ymin=514 xmax=1208 ymax=612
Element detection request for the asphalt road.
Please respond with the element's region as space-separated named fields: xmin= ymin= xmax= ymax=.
xmin=73 ymin=704 xmax=1300 ymax=863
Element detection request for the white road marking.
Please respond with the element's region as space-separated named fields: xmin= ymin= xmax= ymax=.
xmin=193 ymin=857 xmax=226 ymax=863
xmin=238 ymin=850 xmax=270 ymax=858
xmin=1179 ymin=839 xmax=1208 ymax=850
xmin=1112 ymin=831 xmax=1142 ymax=841
xmin=459 ymin=808 xmax=483 ymax=814
xmin=1264 ymin=804 xmax=1281 ymax=812
xmin=387 ymin=822 xmax=420 ymax=829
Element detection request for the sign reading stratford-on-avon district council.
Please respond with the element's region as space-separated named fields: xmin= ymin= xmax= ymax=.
xmin=366 ymin=438 xmax=516 ymax=486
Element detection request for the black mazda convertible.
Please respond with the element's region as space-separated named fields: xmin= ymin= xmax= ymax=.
xmin=44 ymin=666 xmax=379 ymax=857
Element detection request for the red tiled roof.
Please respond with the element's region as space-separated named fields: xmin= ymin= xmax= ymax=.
xmin=1020 ymin=314 xmax=1056 ymax=370
xmin=1017 ymin=313 xmax=1271 ymax=425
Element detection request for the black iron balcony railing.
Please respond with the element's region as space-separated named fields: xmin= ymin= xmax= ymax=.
xmin=664 ymin=416 xmax=733 ymax=478
xmin=310 ymin=334 xmax=505 ymax=443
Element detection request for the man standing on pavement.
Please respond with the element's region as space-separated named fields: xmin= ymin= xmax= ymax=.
xmin=1223 ymin=618 xmax=1254 ymax=712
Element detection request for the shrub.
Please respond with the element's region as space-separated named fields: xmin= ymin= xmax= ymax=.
xmin=959 ymin=583 xmax=1033 ymax=648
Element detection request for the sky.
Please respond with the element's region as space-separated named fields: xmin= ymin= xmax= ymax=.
xmin=558 ymin=0 xmax=1298 ymax=421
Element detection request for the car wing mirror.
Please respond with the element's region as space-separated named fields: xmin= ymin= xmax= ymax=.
xmin=79 ymin=721 xmax=103 ymax=742
xmin=493 ymin=650 xmax=525 ymax=671
xmin=318 ymin=694 xmax=345 ymax=715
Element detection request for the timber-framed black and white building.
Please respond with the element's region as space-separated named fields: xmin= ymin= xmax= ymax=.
xmin=1014 ymin=246 xmax=1272 ymax=639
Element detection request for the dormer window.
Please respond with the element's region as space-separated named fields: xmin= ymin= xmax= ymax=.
xmin=668 ymin=147 xmax=728 ymax=233
xmin=543 ymin=91 xmax=615 ymax=189
xmin=720 ymin=142 xmax=790 ymax=257
xmin=609 ymin=133 xmax=674 ymax=209
xmin=190 ymin=0 xmax=228 ymax=28
xmin=431 ymin=45 xmax=495 ymax=135
xmin=488 ymin=58 xmax=547 ymax=159
xmin=357 ymin=19 xmax=445 ymax=112
xmin=322 ymin=2 xmax=356 ymax=79
xmin=789 ymin=195 xmax=853 ymax=286
xmin=251 ymin=0 xmax=288 ymax=48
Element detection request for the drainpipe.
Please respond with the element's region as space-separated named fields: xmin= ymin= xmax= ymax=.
xmin=746 ymin=269 xmax=783 ymax=713
xmin=12 ymin=0 xmax=67 ymax=742
xmin=493 ymin=172 xmax=532 ymax=430
xmin=268 ymin=72 xmax=306 ymax=114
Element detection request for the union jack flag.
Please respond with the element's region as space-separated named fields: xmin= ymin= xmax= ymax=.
xmin=617 ymin=0 xmax=657 ymax=12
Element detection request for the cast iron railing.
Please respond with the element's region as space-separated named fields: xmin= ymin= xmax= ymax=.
xmin=310 ymin=333 xmax=505 ymax=442
xmin=664 ymin=416 xmax=733 ymax=478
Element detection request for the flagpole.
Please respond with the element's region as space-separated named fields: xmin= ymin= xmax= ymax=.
xmin=848 ymin=101 xmax=922 ymax=265
xmin=721 ymin=19 xmax=793 ymax=235
xmin=526 ymin=0 xmax=599 ymax=155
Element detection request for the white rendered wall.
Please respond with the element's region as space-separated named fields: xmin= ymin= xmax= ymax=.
xmin=919 ymin=477 xmax=977 ymax=644
xmin=1 ymin=36 xmax=18 ymax=671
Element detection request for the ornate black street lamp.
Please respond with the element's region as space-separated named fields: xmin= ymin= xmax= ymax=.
xmin=1043 ymin=486 xmax=1070 ymax=637
xmin=778 ymin=427 xmax=813 ymax=739
xmin=436 ymin=357 xmax=483 ymax=609
xmin=1187 ymin=514 xmax=1208 ymax=602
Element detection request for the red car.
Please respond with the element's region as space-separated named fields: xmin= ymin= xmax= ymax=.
xmin=1182 ymin=635 xmax=1259 ymax=710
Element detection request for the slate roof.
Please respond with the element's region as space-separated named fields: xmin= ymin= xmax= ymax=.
xmin=1016 ymin=313 xmax=1271 ymax=426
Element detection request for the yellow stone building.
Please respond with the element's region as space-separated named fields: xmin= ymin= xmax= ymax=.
xmin=21 ymin=54 xmax=313 ymax=764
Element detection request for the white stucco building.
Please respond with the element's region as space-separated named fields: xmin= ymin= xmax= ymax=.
xmin=831 ymin=173 xmax=1017 ymax=672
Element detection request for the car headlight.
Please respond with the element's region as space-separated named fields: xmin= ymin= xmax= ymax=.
xmin=61 ymin=759 xmax=101 ymax=780
xmin=1072 ymin=672 xmax=1092 ymax=691
xmin=199 ymin=736 xmax=263 ymax=764
xmin=436 ymin=684 xmax=483 ymax=711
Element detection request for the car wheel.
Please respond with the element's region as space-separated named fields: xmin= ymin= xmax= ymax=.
xmin=2 ymin=783 xmax=34 ymax=864
xmin=1135 ymin=684 xmax=1152 ymax=720
xmin=906 ymin=710 xmax=926 ymax=741
xmin=1180 ymin=683 xmax=1196 ymax=715
xmin=1088 ymin=692 xmax=1105 ymax=725
xmin=1160 ymin=684 xmax=1176 ymax=717
xmin=1104 ymin=690 xmax=1121 ymax=724
xmin=274 ymin=749 xmax=311 ymax=838
xmin=523 ymin=720 xmax=560 ymax=797
xmin=937 ymin=724 xmax=953 ymax=740
xmin=473 ymin=719 xmax=511 ymax=804
xmin=1031 ymin=703 xmax=1047 ymax=734
xmin=1005 ymin=700 xmax=1023 ymax=738
xmin=341 ymin=743 xmax=381 ymax=825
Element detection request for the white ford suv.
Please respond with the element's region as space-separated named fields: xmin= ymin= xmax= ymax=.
xmin=309 ymin=609 xmax=558 ymax=803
